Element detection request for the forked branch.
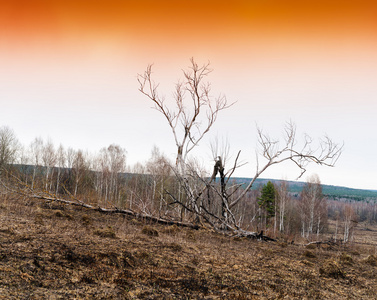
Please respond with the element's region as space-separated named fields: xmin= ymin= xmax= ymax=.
xmin=229 ymin=122 xmax=343 ymax=208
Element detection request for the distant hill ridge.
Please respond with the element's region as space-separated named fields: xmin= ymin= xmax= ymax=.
xmin=233 ymin=177 xmax=377 ymax=201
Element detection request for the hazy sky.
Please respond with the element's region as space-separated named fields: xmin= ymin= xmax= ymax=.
xmin=1 ymin=1 xmax=376 ymax=190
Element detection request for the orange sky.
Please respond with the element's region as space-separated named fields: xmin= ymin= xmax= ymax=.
xmin=1 ymin=0 xmax=376 ymax=58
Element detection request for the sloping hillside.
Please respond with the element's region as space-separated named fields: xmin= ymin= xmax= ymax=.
xmin=1 ymin=192 xmax=377 ymax=299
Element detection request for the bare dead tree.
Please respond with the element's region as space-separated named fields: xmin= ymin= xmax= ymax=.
xmin=138 ymin=60 xmax=342 ymax=237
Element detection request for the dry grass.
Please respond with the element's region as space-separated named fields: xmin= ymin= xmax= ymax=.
xmin=141 ymin=225 xmax=159 ymax=237
xmin=1 ymin=193 xmax=377 ymax=299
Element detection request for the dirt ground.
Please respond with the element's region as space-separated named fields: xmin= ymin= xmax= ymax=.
xmin=1 ymin=193 xmax=377 ymax=299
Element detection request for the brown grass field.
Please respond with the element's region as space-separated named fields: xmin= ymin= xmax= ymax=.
xmin=1 ymin=193 xmax=377 ymax=299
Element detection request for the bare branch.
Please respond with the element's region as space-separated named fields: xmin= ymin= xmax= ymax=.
xmin=230 ymin=122 xmax=343 ymax=208
xmin=138 ymin=58 xmax=234 ymax=174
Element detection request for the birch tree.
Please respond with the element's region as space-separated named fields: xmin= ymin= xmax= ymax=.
xmin=29 ymin=137 xmax=43 ymax=189
xmin=0 ymin=126 xmax=19 ymax=173
xmin=72 ymin=150 xmax=87 ymax=197
xmin=55 ymin=144 xmax=66 ymax=196
xmin=107 ymin=144 xmax=126 ymax=204
xmin=146 ymin=146 xmax=173 ymax=215
xmin=276 ymin=181 xmax=290 ymax=233
xmin=299 ymin=174 xmax=327 ymax=239
xmin=343 ymin=204 xmax=357 ymax=242
xmin=41 ymin=139 xmax=56 ymax=192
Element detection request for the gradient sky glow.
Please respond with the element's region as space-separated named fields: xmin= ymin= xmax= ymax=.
xmin=1 ymin=1 xmax=377 ymax=189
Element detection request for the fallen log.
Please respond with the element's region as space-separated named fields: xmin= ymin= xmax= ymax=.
xmin=305 ymin=239 xmax=343 ymax=249
xmin=33 ymin=194 xmax=200 ymax=229
xmin=233 ymin=229 xmax=277 ymax=242
xmin=0 ymin=178 xmax=200 ymax=230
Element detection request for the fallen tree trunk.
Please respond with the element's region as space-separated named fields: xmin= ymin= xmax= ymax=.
xmin=232 ymin=229 xmax=277 ymax=242
xmin=305 ymin=239 xmax=343 ymax=248
xmin=0 ymin=177 xmax=200 ymax=230
xmin=34 ymin=194 xmax=201 ymax=229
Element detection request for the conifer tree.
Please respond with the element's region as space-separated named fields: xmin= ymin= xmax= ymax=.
xmin=258 ymin=181 xmax=276 ymax=228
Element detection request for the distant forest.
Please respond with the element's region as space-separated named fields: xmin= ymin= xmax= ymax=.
xmin=235 ymin=178 xmax=377 ymax=202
